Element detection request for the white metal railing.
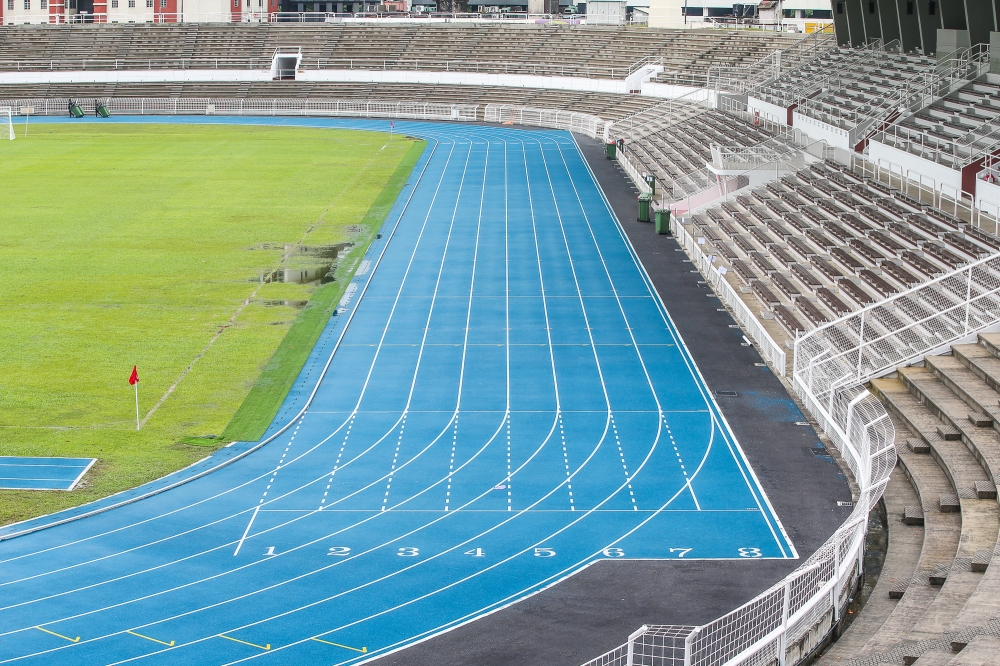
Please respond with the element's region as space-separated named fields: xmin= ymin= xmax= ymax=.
xmin=0 ymin=55 xmax=634 ymax=79
xmin=673 ymin=219 xmax=787 ymax=375
xmin=0 ymin=97 xmax=479 ymax=121
xmin=851 ymin=152 xmax=1000 ymax=237
xmin=5 ymin=11 xmax=573 ymax=26
xmin=707 ymin=49 xmax=783 ymax=96
xmin=798 ymin=43 xmax=990 ymax=143
xmin=793 ymin=252 xmax=1000 ymax=401
xmin=752 ymin=39 xmax=894 ymax=109
xmin=483 ymin=104 xmax=609 ymax=141
xmin=616 ymin=150 xmax=652 ymax=196
xmin=710 ymin=143 xmax=788 ymax=171
xmin=871 ymin=109 xmax=1000 ymax=174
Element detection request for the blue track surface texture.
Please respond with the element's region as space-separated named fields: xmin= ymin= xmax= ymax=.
xmin=0 ymin=117 xmax=795 ymax=665
xmin=0 ymin=458 xmax=96 ymax=491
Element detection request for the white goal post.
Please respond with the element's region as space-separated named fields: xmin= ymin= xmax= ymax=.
xmin=1 ymin=106 xmax=13 ymax=141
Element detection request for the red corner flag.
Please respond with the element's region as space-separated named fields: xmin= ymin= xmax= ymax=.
xmin=129 ymin=366 xmax=140 ymax=430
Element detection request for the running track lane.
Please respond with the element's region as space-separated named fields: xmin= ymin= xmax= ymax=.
xmin=0 ymin=117 xmax=795 ymax=666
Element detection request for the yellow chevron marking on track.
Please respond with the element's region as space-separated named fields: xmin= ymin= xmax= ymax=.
xmin=126 ymin=630 xmax=175 ymax=647
xmin=219 ymin=634 xmax=270 ymax=650
xmin=311 ymin=637 xmax=368 ymax=653
xmin=34 ymin=626 xmax=79 ymax=643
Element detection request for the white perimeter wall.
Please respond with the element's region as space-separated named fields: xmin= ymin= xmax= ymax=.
xmin=0 ymin=67 xmax=715 ymax=102
xmin=748 ymin=96 xmax=788 ymax=126
xmin=867 ymin=139 xmax=964 ymax=192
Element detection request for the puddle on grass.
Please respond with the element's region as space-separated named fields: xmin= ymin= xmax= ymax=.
xmin=263 ymin=300 xmax=308 ymax=309
xmin=251 ymin=243 xmax=352 ymax=285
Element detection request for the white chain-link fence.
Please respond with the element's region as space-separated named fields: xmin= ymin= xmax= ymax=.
xmin=0 ymin=97 xmax=480 ymax=121
xmin=483 ymin=104 xmax=610 ymax=141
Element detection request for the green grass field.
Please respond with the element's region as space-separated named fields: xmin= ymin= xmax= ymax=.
xmin=0 ymin=122 xmax=423 ymax=526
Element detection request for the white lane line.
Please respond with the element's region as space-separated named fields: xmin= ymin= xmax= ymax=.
xmin=563 ymin=136 xmax=794 ymax=558
xmin=558 ymin=416 xmax=574 ymax=511
xmin=381 ymin=419 xmax=407 ymax=512
xmin=664 ymin=416 xmax=700 ymax=510
xmin=319 ymin=416 xmax=354 ymax=509
xmin=610 ymin=415 xmax=638 ymax=511
xmin=379 ymin=140 xmax=477 ymax=511
xmin=231 ymin=507 xmax=260 ymax=558
xmin=444 ymin=417 xmax=458 ymax=511
xmin=504 ymin=140 xmax=512 ymax=513
xmin=532 ymin=137 xmax=627 ymax=511
xmin=442 ymin=140 xmax=492 ymax=512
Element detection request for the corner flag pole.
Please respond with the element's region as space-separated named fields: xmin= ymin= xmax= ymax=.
xmin=129 ymin=365 xmax=140 ymax=430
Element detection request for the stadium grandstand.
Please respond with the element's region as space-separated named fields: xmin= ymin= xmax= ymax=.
xmin=4 ymin=1 xmax=1000 ymax=665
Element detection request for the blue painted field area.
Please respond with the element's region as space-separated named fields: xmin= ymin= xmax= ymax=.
xmin=0 ymin=117 xmax=795 ymax=665
xmin=0 ymin=457 xmax=96 ymax=491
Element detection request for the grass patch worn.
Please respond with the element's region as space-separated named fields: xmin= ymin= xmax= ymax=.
xmin=0 ymin=123 xmax=423 ymax=526
xmin=221 ymin=141 xmax=426 ymax=441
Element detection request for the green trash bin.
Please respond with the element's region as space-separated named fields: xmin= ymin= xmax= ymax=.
xmin=605 ymin=142 xmax=617 ymax=160
xmin=96 ymin=104 xmax=110 ymax=118
xmin=655 ymin=208 xmax=671 ymax=235
xmin=69 ymin=103 xmax=84 ymax=118
xmin=637 ymin=193 xmax=652 ymax=223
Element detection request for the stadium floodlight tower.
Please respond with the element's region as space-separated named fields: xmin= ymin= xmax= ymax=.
xmin=1 ymin=107 xmax=13 ymax=141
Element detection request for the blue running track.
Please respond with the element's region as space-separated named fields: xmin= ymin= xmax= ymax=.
xmin=0 ymin=458 xmax=96 ymax=491
xmin=0 ymin=117 xmax=795 ymax=665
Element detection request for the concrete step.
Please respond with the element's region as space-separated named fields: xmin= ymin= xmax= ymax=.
xmin=976 ymin=332 xmax=1000 ymax=360
xmin=948 ymin=635 xmax=1000 ymax=665
xmin=869 ymin=377 xmax=994 ymax=643
xmin=896 ymin=368 xmax=992 ymax=493
xmin=926 ymin=353 xmax=1000 ymax=436
xmin=842 ymin=403 xmax=959 ymax=659
xmin=951 ymin=342 xmax=1000 ymax=398
xmin=910 ymin=651 xmax=957 ymax=666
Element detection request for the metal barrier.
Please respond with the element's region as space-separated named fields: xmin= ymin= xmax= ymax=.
xmin=793 ymin=252 xmax=1000 ymax=402
xmin=0 ymin=55 xmax=630 ymax=79
xmin=5 ymin=11 xmax=573 ymax=25
xmin=672 ymin=220 xmax=787 ymax=375
xmin=0 ymin=97 xmax=479 ymax=121
xmin=582 ymin=319 xmax=895 ymax=666
xmin=483 ymin=104 xmax=609 ymax=140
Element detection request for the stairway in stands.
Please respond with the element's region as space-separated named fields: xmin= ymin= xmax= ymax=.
xmin=820 ymin=334 xmax=1000 ymax=665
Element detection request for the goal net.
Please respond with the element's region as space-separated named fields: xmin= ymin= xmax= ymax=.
xmin=1 ymin=107 xmax=12 ymax=141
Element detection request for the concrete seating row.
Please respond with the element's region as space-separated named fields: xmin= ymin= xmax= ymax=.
xmin=623 ymin=109 xmax=772 ymax=196
xmin=876 ymin=73 xmax=1000 ymax=172
xmin=752 ymin=46 xmax=937 ymax=131
xmin=0 ymin=23 xmax=806 ymax=79
xmin=680 ymin=157 xmax=992 ymax=341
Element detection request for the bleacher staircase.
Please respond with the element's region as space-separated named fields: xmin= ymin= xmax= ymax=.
xmin=820 ymin=333 xmax=1000 ymax=665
